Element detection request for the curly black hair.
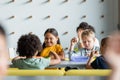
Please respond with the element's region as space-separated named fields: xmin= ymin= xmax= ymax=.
xmin=76 ymin=22 xmax=89 ymax=32
xmin=17 ymin=34 xmax=42 ymax=58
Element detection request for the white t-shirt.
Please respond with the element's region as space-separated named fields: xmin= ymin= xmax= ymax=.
xmin=94 ymin=38 xmax=100 ymax=47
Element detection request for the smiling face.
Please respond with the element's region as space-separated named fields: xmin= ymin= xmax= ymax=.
xmin=82 ymin=36 xmax=95 ymax=50
xmin=44 ymin=32 xmax=58 ymax=47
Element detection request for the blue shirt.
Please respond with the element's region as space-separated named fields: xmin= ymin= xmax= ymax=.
xmin=91 ymin=56 xmax=109 ymax=69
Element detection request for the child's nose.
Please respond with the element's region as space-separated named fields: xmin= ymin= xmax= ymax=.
xmin=86 ymin=42 xmax=89 ymax=45
xmin=47 ymin=39 xmax=51 ymax=42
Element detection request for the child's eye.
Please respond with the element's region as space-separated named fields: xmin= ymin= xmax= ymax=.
xmin=45 ymin=38 xmax=49 ymax=40
xmin=83 ymin=41 xmax=86 ymax=43
xmin=88 ymin=41 xmax=91 ymax=43
xmin=50 ymin=38 xmax=53 ymax=40
xmin=45 ymin=38 xmax=48 ymax=40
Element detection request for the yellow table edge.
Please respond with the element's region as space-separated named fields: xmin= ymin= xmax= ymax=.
xmin=7 ymin=69 xmax=111 ymax=76
xmin=7 ymin=70 xmax=64 ymax=76
xmin=65 ymin=70 xmax=111 ymax=76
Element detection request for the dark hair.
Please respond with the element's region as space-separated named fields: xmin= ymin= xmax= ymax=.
xmin=0 ymin=24 xmax=6 ymax=36
xmin=17 ymin=34 xmax=42 ymax=58
xmin=76 ymin=22 xmax=89 ymax=32
xmin=88 ymin=25 xmax=96 ymax=33
xmin=100 ymin=37 xmax=109 ymax=54
xmin=43 ymin=28 xmax=60 ymax=48
xmin=100 ymin=37 xmax=108 ymax=47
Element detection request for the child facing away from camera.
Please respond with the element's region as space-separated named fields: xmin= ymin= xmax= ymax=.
xmin=40 ymin=28 xmax=65 ymax=60
xmin=68 ymin=29 xmax=99 ymax=60
xmin=71 ymin=22 xmax=99 ymax=52
xmin=86 ymin=37 xmax=109 ymax=69
xmin=104 ymin=32 xmax=120 ymax=80
xmin=12 ymin=34 xmax=61 ymax=69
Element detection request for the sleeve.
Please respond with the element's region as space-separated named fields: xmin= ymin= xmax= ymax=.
xmin=12 ymin=59 xmax=20 ymax=67
xmin=40 ymin=57 xmax=51 ymax=68
xmin=91 ymin=58 xmax=99 ymax=69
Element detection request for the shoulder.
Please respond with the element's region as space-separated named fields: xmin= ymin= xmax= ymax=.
xmin=24 ymin=58 xmax=50 ymax=64
xmin=92 ymin=56 xmax=105 ymax=64
xmin=95 ymin=38 xmax=99 ymax=41
xmin=91 ymin=56 xmax=103 ymax=69
xmin=96 ymin=56 xmax=104 ymax=61
xmin=12 ymin=59 xmax=24 ymax=66
xmin=94 ymin=46 xmax=100 ymax=51
xmin=12 ymin=59 xmax=22 ymax=62
xmin=55 ymin=44 xmax=63 ymax=49
xmin=41 ymin=46 xmax=51 ymax=52
xmin=55 ymin=44 xmax=62 ymax=47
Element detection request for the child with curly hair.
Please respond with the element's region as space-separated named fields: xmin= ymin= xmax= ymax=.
xmin=12 ymin=34 xmax=61 ymax=69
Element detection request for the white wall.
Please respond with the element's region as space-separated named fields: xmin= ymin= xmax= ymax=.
xmin=0 ymin=0 xmax=118 ymax=51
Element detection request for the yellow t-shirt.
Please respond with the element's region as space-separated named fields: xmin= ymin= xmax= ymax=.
xmin=40 ymin=44 xmax=63 ymax=58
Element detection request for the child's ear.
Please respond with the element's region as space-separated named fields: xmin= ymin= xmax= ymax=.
xmin=56 ymin=36 xmax=59 ymax=41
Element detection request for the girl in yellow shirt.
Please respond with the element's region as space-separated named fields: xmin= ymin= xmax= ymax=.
xmin=40 ymin=28 xmax=65 ymax=60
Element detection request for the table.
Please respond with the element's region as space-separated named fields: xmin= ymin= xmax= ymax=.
xmin=48 ymin=61 xmax=87 ymax=68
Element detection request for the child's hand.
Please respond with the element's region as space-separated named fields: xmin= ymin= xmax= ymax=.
xmin=69 ymin=37 xmax=78 ymax=51
xmin=90 ymin=51 xmax=99 ymax=58
xmin=49 ymin=51 xmax=56 ymax=59
xmin=49 ymin=51 xmax=56 ymax=55
xmin=71 ymin=37 xmax=77 ymax=46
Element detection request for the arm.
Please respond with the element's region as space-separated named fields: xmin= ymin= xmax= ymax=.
xmin=86 ymin=51 xmax=99 ymax=69
xmin=69 ymin=37 xmax=77 ymax=51
xmin=77 ymin=40 xmax=84 ymax=49
xmin=58 ymin=51 xmax=65 ymax=60
xmin=86 ymin=57 xmax=94 ymax=69
xmin=49 ymin=51 xmax=61 ymax=65
xmin=12 ymin=56 xmax=26 ymax=63
xmin=68 ymin=51 xmax=75 ymax=61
